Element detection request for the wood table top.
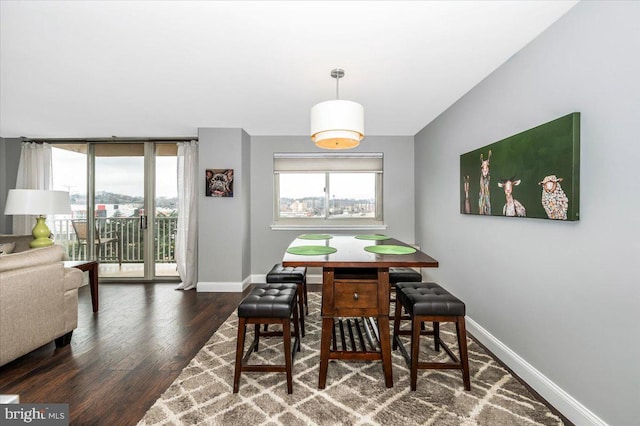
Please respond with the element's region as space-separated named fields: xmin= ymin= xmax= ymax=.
xmin=282 ymin=235 xmax=439 ymax=268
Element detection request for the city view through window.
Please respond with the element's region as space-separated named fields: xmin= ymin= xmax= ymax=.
xmin=51 ymin=147 xmax=178 ymax=219
xmin=50 ymin=146 xmax=178 ymax=277
xmin=278 ymin=173 xmax=376 ymax=219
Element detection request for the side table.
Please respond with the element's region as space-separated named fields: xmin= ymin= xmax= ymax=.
xmin=63 ymin=260 xmax=99 ymax=312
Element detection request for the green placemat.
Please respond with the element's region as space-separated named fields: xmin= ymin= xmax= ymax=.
xmin=355 ymin=234 xmax=391 ymax=241
xmin=287 ymin=245 xmax=337 ymax=255
xmin=364 ymin=245 xmax=416 ymax=255
xmin=298 ymin=234 xmax=333 ymax=240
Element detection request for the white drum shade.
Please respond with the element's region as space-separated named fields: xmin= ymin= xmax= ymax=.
xmin=4 ymin=189 xmax=71 ymax=215
xmin=310 ymin=100 xmax=364 ymax=150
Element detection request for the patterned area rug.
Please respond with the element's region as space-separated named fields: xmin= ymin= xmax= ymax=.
xmin=139 ymin=293 xmax=563 ymax=425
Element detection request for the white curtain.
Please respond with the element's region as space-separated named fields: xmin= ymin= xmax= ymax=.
xmin=175 ymin=140 xmax=198 ymax=290
xmin=12 ymin=142 xmax=53 ymax=234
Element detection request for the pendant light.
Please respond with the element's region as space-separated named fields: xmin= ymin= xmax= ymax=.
xmin=310 ymin=68 xmax=364 ymax=149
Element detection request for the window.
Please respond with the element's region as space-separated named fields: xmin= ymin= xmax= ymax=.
xmin=273 ymin=153 xmax=383 ymax=229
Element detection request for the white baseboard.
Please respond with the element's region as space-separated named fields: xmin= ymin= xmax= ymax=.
xmin=252 ymin=274 xmax=266 ymax=283
xmin=197 ymin=273 xmax=320 ymax=291
xmin=307 ymin=273 xmax=323 ymax=284
xmin=466 ymin=317 xmax=608 ymax=426
xmin=197 ymin=276 xmax=252 ymax=292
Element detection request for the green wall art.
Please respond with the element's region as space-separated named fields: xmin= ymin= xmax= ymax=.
xmin=460 ymin=112 xmax=580 ymax=221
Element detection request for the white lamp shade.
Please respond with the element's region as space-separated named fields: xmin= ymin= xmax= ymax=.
xmin=4 ymin=189 xmax=71 ymax=216
xmin=311 ymin=100 xmax=364 ymax=150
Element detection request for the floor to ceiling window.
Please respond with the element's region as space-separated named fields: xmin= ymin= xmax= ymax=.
xmin=50 ymin=141 xmax=180 ymax=281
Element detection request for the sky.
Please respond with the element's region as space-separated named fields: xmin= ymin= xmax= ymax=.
xmin=51 ymin=147 xmax=177 ymax=198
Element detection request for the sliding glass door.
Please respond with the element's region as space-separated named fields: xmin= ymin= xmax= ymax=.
xmin=51 ymin=142 xmax=179 ymax=281
xmin=154 ymin=144 xmax=179 ymax=278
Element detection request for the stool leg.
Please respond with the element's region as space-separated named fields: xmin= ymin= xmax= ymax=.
xmin=254 ymin=323 xmax=261 ymax=351
xmin=303 ymin=277 xmax=309 ymax=315
xmin=233 ymin=317 xmax=247 ymax=393
xmin=292 ymin=300 xmax=301 ymax=352
xmin=392 ymin=297 xmax=402 ymax=350
xmin=282 ymin=317 xmax=293 ymax=394
xmin=410 ymin=316 xmax=421 ymax=391
xmin=456 ymin=317 xmax=471 ymax=391
xmin=297 ymin=283 xmax=305 ymax=337
xmin=433 ymin=321 xmax=440 ymax=352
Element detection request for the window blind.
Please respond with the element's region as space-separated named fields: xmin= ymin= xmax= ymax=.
xmin=273 ymin=152 xmax=383 ymax=173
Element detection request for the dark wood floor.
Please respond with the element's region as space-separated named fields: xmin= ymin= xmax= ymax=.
xmin=0 ymin=283 xmax=250 ymax=425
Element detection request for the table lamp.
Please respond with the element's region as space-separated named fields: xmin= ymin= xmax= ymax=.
xmin=4 ymin=189 xmax=71 ymax=248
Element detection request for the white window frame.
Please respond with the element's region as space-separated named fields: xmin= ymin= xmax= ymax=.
xmin=271 ymin=152 xmax=385 ymax=230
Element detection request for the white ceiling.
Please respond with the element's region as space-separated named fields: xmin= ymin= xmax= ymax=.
xmin=0 ymin=1 xmax=578 ymax=139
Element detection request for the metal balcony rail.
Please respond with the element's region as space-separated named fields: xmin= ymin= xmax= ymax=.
xmin=52 ymin=217 xmax=177 ymax=263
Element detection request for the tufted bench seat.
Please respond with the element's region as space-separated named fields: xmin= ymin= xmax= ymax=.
xmin=389 ymin=267 xmax=422 ymax=284
xmin=266 ymin=264 xmax=308 ymax=336
xmin=392 ymin=282 xmax=471 ymax=391
xmin=233 ymin=283 xmax=300 ymax=394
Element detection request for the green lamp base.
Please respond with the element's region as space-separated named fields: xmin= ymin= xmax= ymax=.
xmin=30 ymin=216 xmax=54 ymax=248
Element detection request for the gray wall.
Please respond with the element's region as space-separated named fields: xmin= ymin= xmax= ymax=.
xmin=197 ymin=128 xmax=252 ymax=289
xmin=414 ymin=2 xmax=639 ymax=425
xmin=241 ymin=129 xmax=251 ymax=280
xmin=250 ymin=135 xmax=415 ymax=276
xmin=0 ymin=138 xmax=21 ymax=234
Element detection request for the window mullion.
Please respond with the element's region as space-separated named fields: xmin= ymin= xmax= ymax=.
xmin=324 ymin=172 xmax=330 ymax=220
xmin=274 ymin=172 xmax=281 ymax=220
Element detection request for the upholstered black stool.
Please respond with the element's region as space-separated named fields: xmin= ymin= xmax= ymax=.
xmin=233 ymin=283 xmax=300 ymax=394
xmin=389 ymin=267 xmax=422 ymax=319
xmin=392 ymin=282 xmax=471 ymax=391
xmin=266 ymin=264 xmax=308 ymax=336
xmin=389 ymin=267 xmax=422 ymax=285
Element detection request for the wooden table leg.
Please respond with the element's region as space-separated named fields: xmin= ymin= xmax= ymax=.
xmin=88 ymin=262 xmax=99 ymax=312
xmin=378 ymin=315 xmax=394 ymax=388
xmin=318 ymin=317 xmax=333 ymax=389
xmin=376 ymin=268 xmax=393 ymax=387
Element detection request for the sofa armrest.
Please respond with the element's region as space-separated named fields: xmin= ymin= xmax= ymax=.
xmin=0 ymin=263 xmax=66 ymax=366
xmin=63 ymin=268 xmax=84 ymax=292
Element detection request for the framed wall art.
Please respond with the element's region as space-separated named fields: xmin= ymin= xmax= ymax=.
xmin=205 ymin=169 xmax=234 ymax=197
xmin=460 ymin=112 xmax=580 ymax=221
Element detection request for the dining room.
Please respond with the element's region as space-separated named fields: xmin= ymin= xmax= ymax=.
xmin=1 ymin=1 xmax=638 ymax=425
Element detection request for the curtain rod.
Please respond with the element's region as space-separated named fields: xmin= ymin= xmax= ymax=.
xmin=19 ymin=136 xmax=198 ymax=143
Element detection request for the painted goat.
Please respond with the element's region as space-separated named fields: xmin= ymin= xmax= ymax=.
xmin=498 ymin=177 xmax=526 ymax=217
xmin=478 ymin=150 xmax=492 ymax=215
xmin=463 ymin=175 xmax=471 ymax=214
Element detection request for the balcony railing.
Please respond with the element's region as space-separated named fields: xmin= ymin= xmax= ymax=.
xmin=53 ymin=217 xmax=177 ymax=263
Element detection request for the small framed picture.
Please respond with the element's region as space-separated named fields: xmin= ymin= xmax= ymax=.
xmin=205 ymin=169 xmax=234 ymax=197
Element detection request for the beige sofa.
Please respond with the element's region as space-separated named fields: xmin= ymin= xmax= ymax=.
xmin=0 ymin=237 xmax=83 ymax=367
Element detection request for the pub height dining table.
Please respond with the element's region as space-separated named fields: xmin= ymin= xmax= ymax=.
xmin=282 ymin=234 xmax=439 ymax=388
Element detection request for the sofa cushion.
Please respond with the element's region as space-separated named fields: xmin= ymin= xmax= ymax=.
xmin=0 ymin=235 xmax=33 ymax=253
xmin=0 ymin=245 xmax=64 ymax=273
xmin=0 ymin=242 xmax=15 ymax=255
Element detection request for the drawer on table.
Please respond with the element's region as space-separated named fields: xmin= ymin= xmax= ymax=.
xmin=334 ymin=281 xmax=378 ymax=309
